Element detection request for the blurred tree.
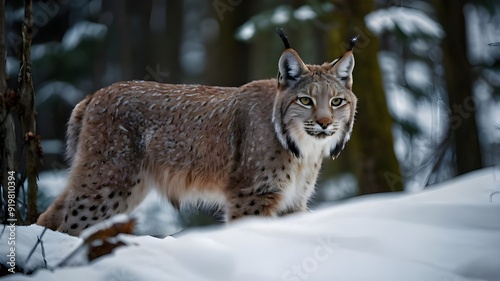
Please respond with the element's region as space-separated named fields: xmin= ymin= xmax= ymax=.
xmin=328 ymin=0 xmax=403 ymax=194
xmin=113 ymin=0 xmax=135 ymax=80
xmin=432 ymin=0 xmax=483 ymax=175
xmin=205 ymin=0 xmax=255 ymax=86
xmin=1 ymin=0 xmax=40 ymax=223
xmin=109 ymin=0 xmax=183 ymax=84
xmin=18 ymin=0 xmax=39 ymax=223
xmin=160 ymin=0 xmax=184 ymax=83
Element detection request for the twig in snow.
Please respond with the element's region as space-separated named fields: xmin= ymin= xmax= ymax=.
xmin=40 ymin=236 xmax=47 ymax=269
xmin=23 ymin=227 xmax=47 ymax=274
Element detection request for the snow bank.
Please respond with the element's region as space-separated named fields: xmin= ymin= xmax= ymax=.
xmin=0 ymin=225 xmax=81 ymax=273
xmin=2 ymin=167 xmax=499 ymax=281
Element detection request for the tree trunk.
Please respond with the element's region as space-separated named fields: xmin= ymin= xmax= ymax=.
xmin=162 ymin=0 xmax=183 ymax=83
xmin=206 ymin=0 xmax=254 ymax=86
xmin=328 ymin=0 xmax=403 ymax=194
xmin=19 ymin=0 xmax=40 ymax=223
xmin=143 ymin=0 xmax=183 ymax=83
xmin=432 ymin=0 xmax=483 ymax=175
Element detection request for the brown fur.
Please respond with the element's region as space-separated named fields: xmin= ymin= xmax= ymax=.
xmin=37 ymin=48 xmax=357 ymax=236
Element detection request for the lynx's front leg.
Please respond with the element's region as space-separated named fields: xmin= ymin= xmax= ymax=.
xmin=226 ymin=185 xmax=281 ymax=221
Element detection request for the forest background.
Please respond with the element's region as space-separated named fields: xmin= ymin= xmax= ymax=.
xmin=1 ymin=0 xmax=499 ymax=228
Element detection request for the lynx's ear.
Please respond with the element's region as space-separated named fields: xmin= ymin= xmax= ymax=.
xmin=330 ymin=35 xmax=357 ymax=90
xmin=276 ymin=27 xmax=308 ymax=88
xmin=278 ymin=49 xmax=308 ymax=88
xmin=330 ymin=51 xmax=355 ymax=90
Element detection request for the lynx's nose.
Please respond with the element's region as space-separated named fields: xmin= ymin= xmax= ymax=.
xmin=317 ymin=118 xmax=332 ymax=129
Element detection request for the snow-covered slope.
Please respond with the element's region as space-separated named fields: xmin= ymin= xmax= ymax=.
xmin=2 ymin=167 xmax=499 ymax=281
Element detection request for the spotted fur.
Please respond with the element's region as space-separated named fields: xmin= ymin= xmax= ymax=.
xmin=37 ymin=47 xmax=357 ymax=236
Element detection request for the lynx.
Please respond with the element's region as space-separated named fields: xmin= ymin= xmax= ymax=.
xmin=37 ymin=32 xmax=357 ymax=236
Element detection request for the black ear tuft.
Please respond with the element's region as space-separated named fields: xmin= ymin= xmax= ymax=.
xmin=276 ymin=31 xmax=307 ymax=88
xmin=276 ymin=27 xmax=291 ymax=49
xmin=348 ymin=35 xmax=359 ymax=52
xmin=332 ymin=35 xmax=358 ymax=68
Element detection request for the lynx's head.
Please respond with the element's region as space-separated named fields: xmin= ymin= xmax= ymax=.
xmin=272 ymin=32 xmax=357 ymax=159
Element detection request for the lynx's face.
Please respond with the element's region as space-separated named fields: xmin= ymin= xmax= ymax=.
xmin=285 ymin=78 xmax=356 ymax=139
xmin=273 ymin=48 xmax=357 ymax=159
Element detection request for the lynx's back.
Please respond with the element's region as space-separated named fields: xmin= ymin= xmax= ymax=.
xmin=82 ymin=80 xmax=279 ymax=207
xmin=37 ymin=37 xmax=358 ymax=236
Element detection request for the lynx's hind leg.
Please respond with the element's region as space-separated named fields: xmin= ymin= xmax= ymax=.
xmin=58 ymin=169 xmax=150 ymax=235
xmin=39 ymin=150 xmax=150 ymax=236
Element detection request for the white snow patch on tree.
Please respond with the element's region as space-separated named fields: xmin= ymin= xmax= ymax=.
xmin=366 ymin=7 xmax=444 ymax=39
xmin=293 ymin=6 xmax=317 ymax=21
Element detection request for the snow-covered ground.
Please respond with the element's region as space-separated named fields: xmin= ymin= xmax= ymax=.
xmin=1 ymin=167 xmax=499 ymax=281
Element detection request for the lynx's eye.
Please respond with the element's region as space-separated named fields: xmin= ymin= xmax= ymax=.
xmin=298 ymin=97 xmax=313 ymax=107
xmin=331 ymin=98 xmax=345 ymax=107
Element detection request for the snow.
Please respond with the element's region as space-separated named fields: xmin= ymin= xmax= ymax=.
xmin=236 ymin=4 xmax=329 ymax=42
xmin=293 ymin=6 xmax=317 ymax=21
xmin=405 ymin=60 xmax=432 ymax=90
xmin=271 ymin=6 xmax=291 ymax=25
xmin=2 ymin=167 xmax=499 ymax=280
xmin=464 ymin=4 xmax=500 ymax=65
xmin=37 ymin=170 xmax=68 ymax=198
xmin=378 ymin=52 xmax=437 ymax=138
xmin=35 ymin=81 xmax=84 ymax=108
xmin=180 ymin=41 xmax=206 ymax=76
xmin=365 ymin=7 xmax=444 ymax=39
xmin=317 ymin=173 xmax=357 ymax=201
xmin=0 ymin=225 xmax=82 ymax=273
xmin=129 ymin=190 xmax=182 ymax=236
xmin=236 ymin=22 xmax=256 ymax=41
xmin=62 ymin=21 xmax=107 ymax=50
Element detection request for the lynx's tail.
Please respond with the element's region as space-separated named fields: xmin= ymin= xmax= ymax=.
xmin=66 ymin=95 xmax=93 ymax=162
